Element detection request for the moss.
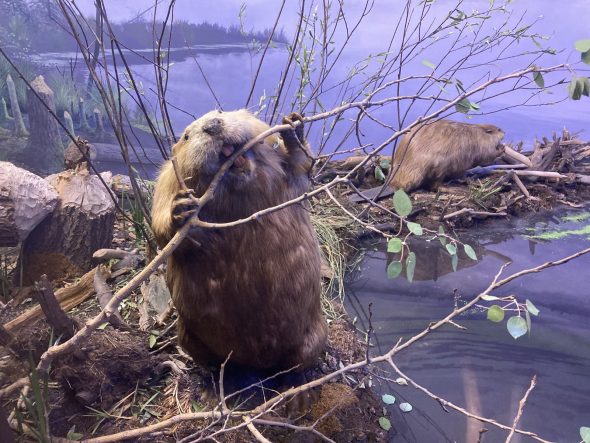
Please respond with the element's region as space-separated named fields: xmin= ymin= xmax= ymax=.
xmin=561 ymin=212 xmax=590 ymax=223
xmin=528 ymin=224 xmax=590 ymax=240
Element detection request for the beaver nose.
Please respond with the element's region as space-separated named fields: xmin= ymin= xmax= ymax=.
xmin=202 ymin=118 xmax=223 ymax=135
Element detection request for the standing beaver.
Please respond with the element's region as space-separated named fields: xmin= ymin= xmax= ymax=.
xmin=387 ymin=119 xmax=507 ymax=192
xmin=151 ymin=109 xmax=327 ymax=371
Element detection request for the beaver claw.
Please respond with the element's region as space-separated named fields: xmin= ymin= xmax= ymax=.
xmin=281 ymin=112 xmax=305 ymax=143
xmin=171 ymin=189 xmax=198 ymax=228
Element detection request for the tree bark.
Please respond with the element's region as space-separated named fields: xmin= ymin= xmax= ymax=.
xmin=19 ymin=169 xmax=115 ymax=284
xmin=25 ymin=75 xmax=64 ymax=174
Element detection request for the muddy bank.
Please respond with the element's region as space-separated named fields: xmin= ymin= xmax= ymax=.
xmin=0 ymin=206 xmax=389 ymax=442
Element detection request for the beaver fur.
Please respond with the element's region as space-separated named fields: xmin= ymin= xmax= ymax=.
xmin=388 ymin=119 xmax=506 ymax=192
xmin=151 ymin=109 xmax=327 ymax=370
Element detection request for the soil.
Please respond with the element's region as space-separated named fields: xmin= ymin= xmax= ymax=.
xmin=0 ymin=211 xmax=390 ymax=442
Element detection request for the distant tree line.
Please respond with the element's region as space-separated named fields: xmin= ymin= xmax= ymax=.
xmin=0 ymin=0 xmax=288 ymax=55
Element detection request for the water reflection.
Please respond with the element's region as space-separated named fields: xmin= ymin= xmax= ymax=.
xmin=346 ymin=208 xmax=590 ymax=443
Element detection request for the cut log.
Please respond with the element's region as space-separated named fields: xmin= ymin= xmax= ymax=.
xmin=19 ymin=169 xmax=115 ymax=283
xmin=24 ymin=75 xmax=64 ymax=174
xmin=0 ymin=162 xmax=59 ymax=247
xmin=3 ymin=267 xmax=96 ymax=332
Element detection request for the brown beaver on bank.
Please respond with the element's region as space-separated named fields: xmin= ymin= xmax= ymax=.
xmin=388 ymin=119 xmax=506 ymax=192
xmin=151 ymin=109 xmax=327 ymax=371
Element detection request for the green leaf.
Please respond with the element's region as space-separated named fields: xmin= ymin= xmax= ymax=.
xmin=399 ymin=402 xmax=413 ymax=412
xmin=438 ymin=226 xmax=447 ymax=246
xmin=379 ymin=417 xmax=392 ymax=431
xmin=575 ymin=39 xmax=590 ymax=53
xmin=463 ymin=244 xmax=477 ymax=260
xmin=407 ymin=222 xmax=423 ymax=236
xmin=582 ymin=77 xmax=590 ymax=96
xmin=148 ymin=334 xmax=157 ymax=348
xmin=422 ymin=59 xmax=436 ymax=69
xmin=387 ymin=237 xmax=403 ymax=253
xmin=406 ymin=252 xmax=416 ymax=283
xmin=533 ymin=71 xmax=545 ymax=88
xmin=375 ymin=165 xmax=386 ymax=182
xmin=446 ymin=243 xmax=457 ymax=255
xmin=393 ymin=189 xmax=413 ymax=217
xmin=387 ymin=261 xmax=403 ymax=279
xmin=581 ymin=426 xmax=590 ymax=443
xmin=568 ymin=78 xmax=583 ymax=100
xmin=489 ymin=0 xmax=494 ymax=7
xmin=382 ymin=394 xmax=396 ymax=405
xmin=451 ymin=253 xmax=458 ymax=272
xmin=507 ymin=316 xmax=528 ymax=339
xmin=97 ymin=322 xmax=109 ymax=330
xmin=525 ymin=310 xmax=532 ymax=335
xmin=526 ymin=299 xmax=540 ymax=316
xmin=481 ymin=294 xmax=499 ymax=301
xmin=487 ymin=305 xmax=505 ymax=322
xmin=455 ymin=98 xmax=472 ymax=114
xmin=582 ymin=50 xmax=590 ymax=66
xmin=380 ymin=159 xmax=391 ymax=170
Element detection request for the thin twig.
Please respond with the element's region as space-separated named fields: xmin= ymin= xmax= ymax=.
xmin=505 ymin=375 xmax=537 ymax=443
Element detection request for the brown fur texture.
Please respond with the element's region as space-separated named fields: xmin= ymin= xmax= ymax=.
xmin=388 ymin=119 xmax=505 ymax=192
xmin=151 ymin=109 xmax=327 ymax=370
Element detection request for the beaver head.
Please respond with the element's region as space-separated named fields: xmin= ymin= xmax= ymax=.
xmin=475 ymin=123 xmax=506 ymax=159
xmin=172 ymin=109 xmax=283 ymax=191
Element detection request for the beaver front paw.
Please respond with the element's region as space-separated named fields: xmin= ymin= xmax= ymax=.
xmin=171 ymin=189 xmax=198 ymax=228
xmin=281 ymin=112 xmax=305 ymax=144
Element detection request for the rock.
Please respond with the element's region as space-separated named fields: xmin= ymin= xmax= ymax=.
xmin=0 ymin=162 xmax=59 ymax=247
xmin=19 ymin=169 xmax=116 ymax=283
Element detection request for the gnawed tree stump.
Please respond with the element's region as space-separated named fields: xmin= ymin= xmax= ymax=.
xmin=64 ymin=137 xmax=95 ymax=171
xmin=25 ymin=75 xmax=64 ymax=173
xmin=19 ymin=169 xmax=115 ymax=283
xmin=0 ymin=162 xmax=59 ymax=247
xmin=93 ymin=107 xmax=104 ymax=134
xmin=0 ymin=97 xmax=12 ymax=122
xmin=5 ymin=74 xmax=27 ymax=137
xmin=64 ymin=110 xmax=75 ymax=137
xmin=78 ymin=97 xmax=90 ymax=132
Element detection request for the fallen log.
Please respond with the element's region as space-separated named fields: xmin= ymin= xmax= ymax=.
xmin=3 ymin=267 xmax=96 ymax=332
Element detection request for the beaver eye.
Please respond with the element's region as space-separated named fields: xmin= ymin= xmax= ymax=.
xmin=184 ymin=133 xmax=189 ymax=141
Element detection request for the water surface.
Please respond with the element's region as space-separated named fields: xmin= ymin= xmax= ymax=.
xmin=346 ymin=208 xmax=590 ymax=443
